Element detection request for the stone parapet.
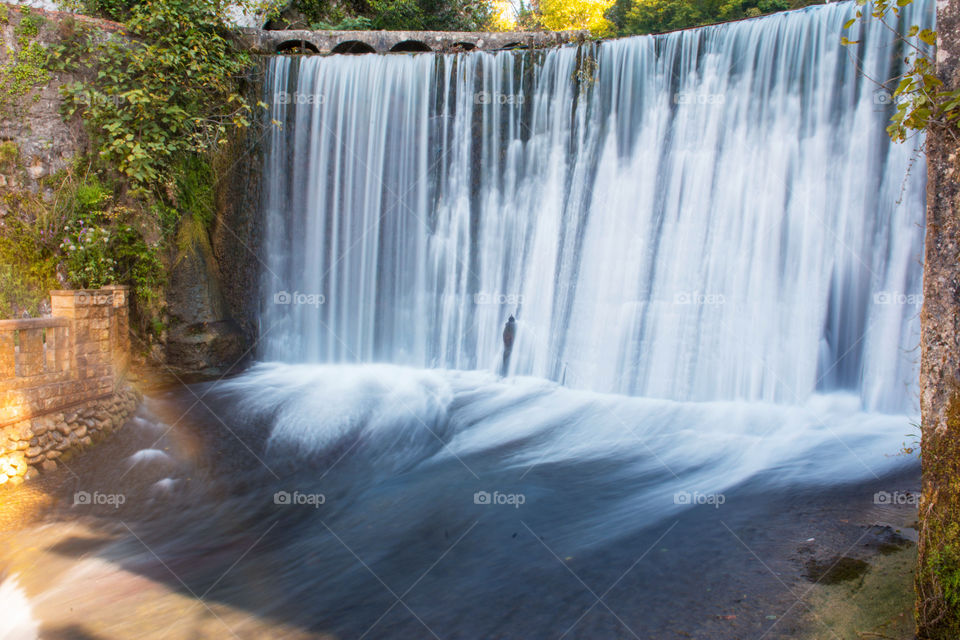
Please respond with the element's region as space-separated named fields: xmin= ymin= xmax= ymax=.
xmin=0 ymin=286 xmax=138 ymax=483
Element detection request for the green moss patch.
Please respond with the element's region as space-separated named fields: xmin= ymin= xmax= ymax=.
xmin=805 ymin=556 xmax=871 ymax=585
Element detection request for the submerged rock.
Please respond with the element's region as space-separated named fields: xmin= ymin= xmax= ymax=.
xmin=804 ymin=556 xmax=870 ymax=584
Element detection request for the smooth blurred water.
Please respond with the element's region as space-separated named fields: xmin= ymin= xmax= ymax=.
xmin=260 ymin=1 xmax=929 ymax=413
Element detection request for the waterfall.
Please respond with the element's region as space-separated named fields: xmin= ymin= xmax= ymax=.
xmin=259 ymin=0 xmax=930 ymax=413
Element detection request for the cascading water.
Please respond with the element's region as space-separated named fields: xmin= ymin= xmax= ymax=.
xmin=260 ymin=1 xmax=928 ymax=413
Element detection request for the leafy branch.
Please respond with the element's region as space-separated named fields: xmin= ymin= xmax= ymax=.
xmin=843 ymin=0 xmax=959 ymax=142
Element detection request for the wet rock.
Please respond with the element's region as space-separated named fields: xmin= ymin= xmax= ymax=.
xmin=166 ymin=234 xmax=247 ymax=378
xmin=805 ymin=556 xmax=870 ymax=584
xmin=863 ymin=524 xmax=914 ymax=555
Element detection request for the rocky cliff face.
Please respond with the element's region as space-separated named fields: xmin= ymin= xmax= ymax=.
xmin=917 ymin=0 xmax=960 ymax=635
xmin=162 ymin=68 xmax=266 ymax=379
xmin=211 ymin=71 xmax=267 ymax=361
xmin=0 ymin=6 xmax=91 ymax=198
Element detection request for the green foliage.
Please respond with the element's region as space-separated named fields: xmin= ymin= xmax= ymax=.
xmin=369 ymin=0 xmax=426 ymax=30
xmin=49 ymin=0 xmax=254 ymax=189
xmin=60 ymin=221 xmax=116 ymax=288
xmin=417 ymin=0 xmax=492 ymax=30
xmin=283 ymin=0 xmax=489 ymax=31
xmin=111 ymin=223 xmax=165 ymax=311
xmin=844 ymin=0 xmax=960 ymax=142
xmin=0 ymin=141 xmax=19 ymax=172
xmin=622 ymin=0 xmax=792 ymax=34
xmin=173 ymin=154 xmax=215 ymax=230
xmin=931 ymin=533 xmax=960 ymax=613
xmin=311 ymin=16 xmax=374 ymax=30
xmin=52 ymin=166 xmax=167 ymax=324
xmin=55 ymin=0 xmax=141 ymax=22
xmin=0 ymin=7 xmax=50 ymax=116
xmin=915 ymin=391 xmax=960 ymax=638
xmin=0 ymin=216 xmax=58 ymax=318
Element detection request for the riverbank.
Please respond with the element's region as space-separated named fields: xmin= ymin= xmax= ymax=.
xmin=798 ymin=509 xmax=918 ymax=639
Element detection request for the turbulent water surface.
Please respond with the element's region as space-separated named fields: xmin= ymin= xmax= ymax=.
xmin=0 ymin=2 xmax=932 ymax=638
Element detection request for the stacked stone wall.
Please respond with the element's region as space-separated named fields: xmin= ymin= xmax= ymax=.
xmin=0 ymin=286 xmax=138 ymax=485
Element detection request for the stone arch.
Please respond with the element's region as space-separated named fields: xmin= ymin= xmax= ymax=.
xmin=389 ymin=40 xmax=432 ymax=53
xmin=451 ymin=41 xmax=477 ymax=52
xmin=276 ymin=40 xmax=320 ymax=54
xmin=498 ymin=42 xmax=527 ymax=50
xmin=331 ymin=40 xmax=377 ymax=54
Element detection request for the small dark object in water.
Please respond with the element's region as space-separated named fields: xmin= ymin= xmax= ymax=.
xmin=501 ymin=315 xmax=516 ymax=376
xmin=804 ymin=555 xmax=870 ymax=584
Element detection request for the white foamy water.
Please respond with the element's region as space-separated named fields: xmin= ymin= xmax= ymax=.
xmin=212 ymin=361 xmax=916 ymax=544
xmin=0 ymin=574 xmax=38 ymax=640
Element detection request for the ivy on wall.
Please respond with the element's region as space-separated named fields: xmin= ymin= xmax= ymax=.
xmin=49 ymin=0 xmax=255 ymax=189
xmin=0 ymin=6 xmax=50 ymax=118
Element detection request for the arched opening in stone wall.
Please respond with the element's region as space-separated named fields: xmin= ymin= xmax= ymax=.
xmin=498 ymin=42 xmax=527 ymax=50
xmin=451 ymin=41 xmax=477 ymax=51
xmin=331 ymin=40 xmax=377 ymax=54
xmin=276 ymin=40 xmax=320 ymax=54
xmin=390 ymin=40 xmax=432 ymax=53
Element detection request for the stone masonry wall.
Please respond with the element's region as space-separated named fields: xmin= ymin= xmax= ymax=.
xmin=0 ymin=4 xmax=122 ymax=196
xmin=0 ymin=285 xmax=139 ymax=485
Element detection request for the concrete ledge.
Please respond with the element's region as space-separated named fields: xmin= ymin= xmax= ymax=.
xmin=238 ymin=28 xmax=589 ymax=55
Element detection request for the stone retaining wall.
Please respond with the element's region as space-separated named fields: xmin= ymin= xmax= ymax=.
xmin=0 ymin=286 xmax=138 ymax=485
xmin=0 ymin=387 xmax=139 ymax=484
